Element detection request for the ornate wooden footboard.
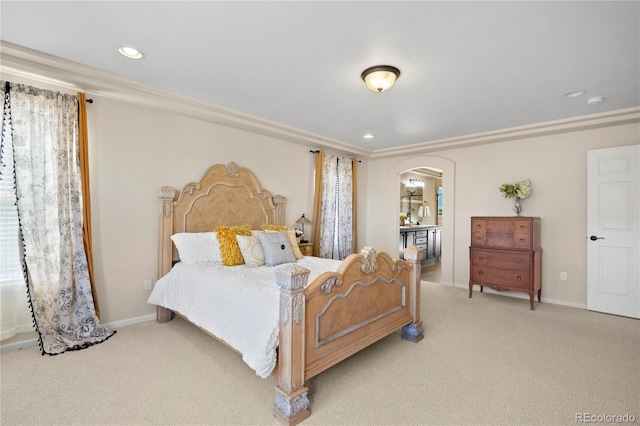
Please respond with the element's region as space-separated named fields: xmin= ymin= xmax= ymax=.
xmin=274 ymin=246 xmax=423 ymax=425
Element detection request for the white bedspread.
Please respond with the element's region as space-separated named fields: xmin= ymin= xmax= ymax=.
xmin=147 ymin=257 xmax=342 ymax=378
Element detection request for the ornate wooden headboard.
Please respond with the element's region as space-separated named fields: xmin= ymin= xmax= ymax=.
xmin=158 ymin=162 xmax=286 ymax=278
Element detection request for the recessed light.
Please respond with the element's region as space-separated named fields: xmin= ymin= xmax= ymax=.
xmin=586 ymin=96 xmax=605 ymax=105
xmin=118 ymin=46 xmax=144 ymax=60
xmin=363 ymin=134 xmax=374 ymax=139
xmin=563 ymin=90 xmax=585 ymax=98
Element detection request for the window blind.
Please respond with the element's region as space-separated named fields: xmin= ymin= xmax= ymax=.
xmin=0 ymin=88 xmax=33 ymax=340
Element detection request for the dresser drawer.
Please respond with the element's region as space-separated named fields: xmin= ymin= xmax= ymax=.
xmin=471 ymin=219 xmax=487 ymax=246
xmin=512 ymin=225 xmax=532 ymax=249
xmin=472 ymin=218 xmax=532 ymax=249
xmin=415 ymin=237 xmax=427 ymax=245
xmin=471 ymin=250 xmax=530 ymax=271
xmin=471 ymin=267 xmax=530 ymax=290
xmin=415 ymin=230 xmax=427 ymax=238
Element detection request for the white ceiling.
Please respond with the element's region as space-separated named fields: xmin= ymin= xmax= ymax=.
xmin=1 ymin=1 xmax=638 ymax=152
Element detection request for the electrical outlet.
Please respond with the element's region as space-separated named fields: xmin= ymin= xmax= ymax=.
xmin=560 ymin=272 xmax=567 ymax=281
xmin=143 ymin=279 xmax=152 ymax=290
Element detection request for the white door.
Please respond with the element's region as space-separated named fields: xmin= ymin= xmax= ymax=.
xmin=587 ymin=145 xmax=640 ymax=318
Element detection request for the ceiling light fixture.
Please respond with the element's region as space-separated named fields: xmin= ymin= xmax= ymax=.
xmin=118 ymin=46 xmax=144 ymax=60
xmin=361 ymin=65 xmax=401 ymax=93
xmin=408 ymin=178 xmax=425 ymax=188
xmin=586 ymin=96 xmax=605 ymax=105
xmin=363 ymin=134 xmax=374 ymax=139
xmin=563 ymin=90 xmax=585 ymax=98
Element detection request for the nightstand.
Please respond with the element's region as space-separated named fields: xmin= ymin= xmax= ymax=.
xmin=298 ymin=242 xmax=314 ymax=256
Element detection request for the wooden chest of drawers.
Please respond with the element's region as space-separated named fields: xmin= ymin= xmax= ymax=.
xmin=469 ymin=216 xmax=542 ymax=310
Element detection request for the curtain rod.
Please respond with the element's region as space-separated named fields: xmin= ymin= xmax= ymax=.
xmin=4 ymin=82 xmax=94 ymax=104
xmin=309 ymin=149 xmax=361 ymax=163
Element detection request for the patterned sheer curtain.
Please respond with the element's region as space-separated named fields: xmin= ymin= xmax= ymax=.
xmin=1 ymin=81 xmax=114 ymax=354
xmin=312 ymin=150 xmax=357 ymax=260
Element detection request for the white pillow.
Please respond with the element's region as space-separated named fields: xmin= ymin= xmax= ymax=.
xmin=236 ymin=234 xmax=265 ymax=267
xmin=171 ymin=232 xmax=222 ymax=264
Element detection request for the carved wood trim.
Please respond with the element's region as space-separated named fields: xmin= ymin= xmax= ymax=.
xmin=315 ymin=277 xmax=406 ymax=347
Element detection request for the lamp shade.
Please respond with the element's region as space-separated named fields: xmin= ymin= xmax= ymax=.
xmin=296 ymin=214 xmax=311 ymax=225
xmin=361 ymin=65 xmax=401 ymax=93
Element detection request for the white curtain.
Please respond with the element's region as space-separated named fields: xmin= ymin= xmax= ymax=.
xmin=2 ymin=82 xmax=114 ymax=354
xmin=0 ymin=83 xmax=33 ymax=341
xmin=318 ymin=153 xmax=353 ymax=260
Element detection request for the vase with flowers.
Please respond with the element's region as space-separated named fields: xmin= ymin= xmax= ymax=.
xmin=499 ymin=177 xmax=531 ymax=216
xmin=399 ymin=213 xmax=407 ymax=226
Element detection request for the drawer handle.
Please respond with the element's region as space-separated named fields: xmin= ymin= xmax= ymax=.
xmin=479 ymin=271 xmax=483 ymax=276
xmin=479 ymin=256 xmax=484 ymax=261
xmin=520 ymin=238 xmax=525 ymax=243
xmin=516 ymin=275 xmax=521 ymax=281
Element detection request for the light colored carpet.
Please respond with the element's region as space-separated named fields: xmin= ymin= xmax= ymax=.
xmin=1 ymin=282 xmax=638 ymax=426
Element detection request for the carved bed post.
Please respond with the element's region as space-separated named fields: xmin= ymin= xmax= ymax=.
xmin=274 ymin=264 xmax=311 ymax=426
xmin=401 ymin=245 xmax=424 ymax=343
xmin=157 ymin=186 xmax=177 ymax=323
xmin=272 ymin=194 xmax=286 ymax=226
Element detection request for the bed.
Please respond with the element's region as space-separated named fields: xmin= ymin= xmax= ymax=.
xmin=149 ymin=162 xmax=424 ymax=425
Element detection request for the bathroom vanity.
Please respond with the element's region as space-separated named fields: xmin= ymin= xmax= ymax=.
xmin=399 ymin=225 xmax=442 ymax=265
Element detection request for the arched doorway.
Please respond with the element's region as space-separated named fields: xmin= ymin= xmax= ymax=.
xmin=400 ymin=168 xmax=442 ymax=281
xmin=387 ymin=156 xmax=455 ymax=285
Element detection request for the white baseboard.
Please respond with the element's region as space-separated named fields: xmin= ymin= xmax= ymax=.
xmin=0 ymin=337 xmax=38 ymax=353
xmin=0 ymin=313 xmax=156 ymax=354
xmin=104 ymin=313 xmax=156 ymax=329
xmin=452 ymin=282 xmax=587 ymax=309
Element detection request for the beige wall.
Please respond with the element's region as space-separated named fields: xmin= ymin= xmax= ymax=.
xmin=366 ymin=123 xmax=640 ymax=308
xmin=87 ymin=97 xmax=328 ymax=323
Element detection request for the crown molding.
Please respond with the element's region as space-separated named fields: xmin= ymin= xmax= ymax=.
xmin=2 ymin=41 xmax=638 ymax=161
xmin=371 ymin=107 xmax=640 ymax=159
xmin=0 ymin=41 xmax=370 ymax=159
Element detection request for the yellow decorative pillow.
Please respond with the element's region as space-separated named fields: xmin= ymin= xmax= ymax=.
xmin=262 ymin=224 xmax=291 ymax=232
xmin=216 ymin=225 xmax=252 ymax=266
xmin=286 ymin=229 xmax=304 ymax=259
xmin=262 ymin=225 xmax=303 ymax=259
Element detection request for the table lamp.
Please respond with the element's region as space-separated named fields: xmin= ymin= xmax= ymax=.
xmin=295 ymin=214 xmax=311 ymax=243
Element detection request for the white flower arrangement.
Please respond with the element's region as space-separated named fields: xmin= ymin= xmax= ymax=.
xmin=499 ymin=177 xmax=531 ymax=199
xmin=294 ymin=229 xmax=304 ymax=237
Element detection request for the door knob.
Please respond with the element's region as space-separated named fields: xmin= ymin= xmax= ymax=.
xmin=589 ymin=235 xmax=604 ymax=241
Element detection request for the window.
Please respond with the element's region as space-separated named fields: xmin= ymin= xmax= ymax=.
xmin=0 ymin=102 xmax=33 ymax=340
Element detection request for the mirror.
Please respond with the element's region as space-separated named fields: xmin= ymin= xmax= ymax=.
xmin=400 ymin=170 xmax=442 ymax=226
